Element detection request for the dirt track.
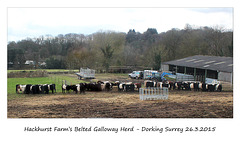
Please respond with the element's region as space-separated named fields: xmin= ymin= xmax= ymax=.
xmin=8 ymin=89 xmax=233 ymax=118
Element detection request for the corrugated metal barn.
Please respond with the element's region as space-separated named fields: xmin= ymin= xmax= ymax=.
xmin=162 ymin=55 xmax=233 ymax=83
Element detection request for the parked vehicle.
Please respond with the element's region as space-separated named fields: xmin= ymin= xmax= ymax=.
xmin=128 ymin=71 xmax=143 ymax=79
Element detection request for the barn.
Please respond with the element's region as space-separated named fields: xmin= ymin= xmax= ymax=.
xmin=162 ymin=55 xmax=233 ymax=83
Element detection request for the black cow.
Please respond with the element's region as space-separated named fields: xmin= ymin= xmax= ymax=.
xmin=85 ymin=83 xmax=102 ymax=91
xmin=194 ymin=82 xmax=200 ymax=91
xmin=208 ymin=84 xmax=216 ymax=92
xmin=144 ymin=80 xmax=156 ymax=88
xmin=31 ymin=85 xmax=40 ymax=94
xmin=124 ymin=83 xmax=135 ymax=92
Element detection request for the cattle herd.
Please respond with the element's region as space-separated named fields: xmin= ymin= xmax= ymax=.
xmin=144 ymin=80 xmax=222 ymax=92
xmin=16 ymin=79 xmax=222 ymax=94
xmin=61 ymin=81 xmax=140 ymax=94
xmin=16 ymin=84 xmax=56 ymax=94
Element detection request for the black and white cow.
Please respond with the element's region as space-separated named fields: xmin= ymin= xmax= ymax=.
xmin=173 ymin=82 xmax=183 ymax=90
xmin=193 ymin=82 xmax=200 ymax=91
xmin=117 ymin=82 xmax=134 ymax=92
xmin=43 ymin=84 xmax=50 ymax=94
xmin=98 ymin=81 xmax=112 ymax=91
xmin=215 ymin=84 xmax=222 ymax=92
xmin=118 ymin=82 xmax=126 ymax=91
xmin=62 ymin=84 xmax=70 ymax=93
xmin=76 ymin=83 xmax=86 ymax=94
xmin=182 ymin=82 xmax=191 ymax=90
xmin=49 ymin=84 xmax=56 ymax=94
xmin=201 ymin=83 xmax=208 ymax=92
xmin=25 ymin=84 xmax=32 ymax=94
xmin=125 ymin=82 xmax=135 ymax=92
xmin=208 ymin=84 xmax=216 ymax=92
xmin=16 ymin=84 xmax=26 ymax=94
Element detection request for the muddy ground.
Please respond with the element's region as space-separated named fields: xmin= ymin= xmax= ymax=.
xmin=8 ymin=87 xmax=233 ymax=118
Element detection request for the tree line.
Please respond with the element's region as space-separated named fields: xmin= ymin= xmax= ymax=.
xmin=8 ymin=24 xmax=233 ymax=72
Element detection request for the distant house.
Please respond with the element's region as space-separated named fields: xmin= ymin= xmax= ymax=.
xmin=25 ymin=60 xmax=35 ymax=65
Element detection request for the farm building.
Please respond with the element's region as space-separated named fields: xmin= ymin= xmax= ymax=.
xmin=162 ymin=55 xmax=233 ymax=83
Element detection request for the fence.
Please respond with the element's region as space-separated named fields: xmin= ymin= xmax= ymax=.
xmin=139 ymin=87 xmax=168 ymax=100
xmin=176 ymin=73 xmax=194 ymax=82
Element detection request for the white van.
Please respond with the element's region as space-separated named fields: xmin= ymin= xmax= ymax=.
xmin=128 ymin=71 xmax=143 ymax=79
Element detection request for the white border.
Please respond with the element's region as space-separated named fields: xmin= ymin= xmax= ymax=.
xmin=1 ymin=0 xmax=239 ymax=157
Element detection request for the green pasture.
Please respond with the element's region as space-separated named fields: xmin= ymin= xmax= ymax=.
xmin=7 ymin=69 xmax=79 ymax=73
xmin=7 ymin=72 xmax=129 ymax=100
xmin=7 ymin=74 xmax=85 ymax=100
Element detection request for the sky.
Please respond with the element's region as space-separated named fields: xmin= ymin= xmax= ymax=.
xmin=7 ymin=7 xmax=233 ymax=42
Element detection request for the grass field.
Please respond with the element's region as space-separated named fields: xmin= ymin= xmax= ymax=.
xmin=7 ymin=69 xmax=79 ymax=73
xmin=7 ymin=74 xmax=86 ymax=100
xmin=7 ymin=73 xmax=129 ymax=100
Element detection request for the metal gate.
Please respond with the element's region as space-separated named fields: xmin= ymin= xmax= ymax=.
xmin=139 ymin=87 xmax=168 ymax=100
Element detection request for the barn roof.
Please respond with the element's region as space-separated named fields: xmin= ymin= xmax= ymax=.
xmin=163 ymin=55 xmax=233 ymax=73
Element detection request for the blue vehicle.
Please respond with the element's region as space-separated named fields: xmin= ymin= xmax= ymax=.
xmin=144 ymin=70 xmax=173 ymax=81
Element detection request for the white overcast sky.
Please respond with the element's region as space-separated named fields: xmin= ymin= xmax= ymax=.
xmin=7 ymin=7 xmax=233 ymax=42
